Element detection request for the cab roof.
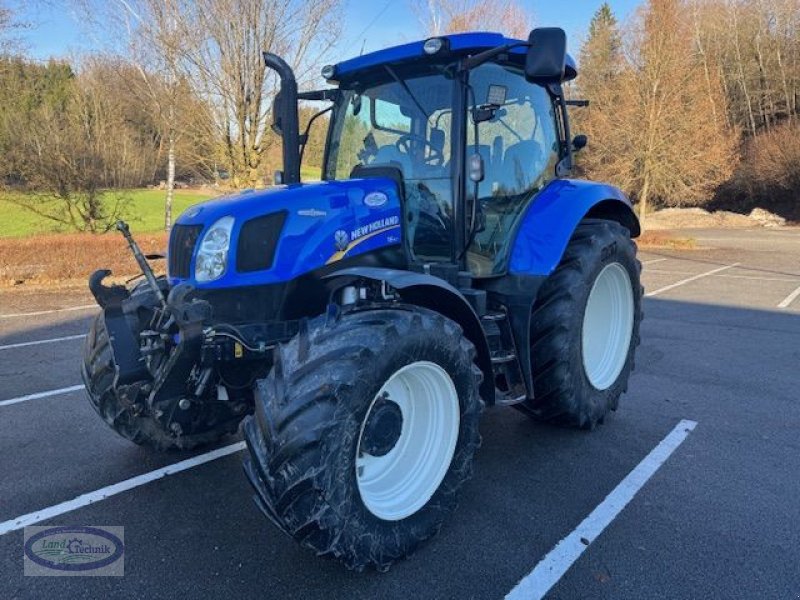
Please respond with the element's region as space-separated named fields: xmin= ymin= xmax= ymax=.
xmin=332 ymin=31 xmax=577 ymax=82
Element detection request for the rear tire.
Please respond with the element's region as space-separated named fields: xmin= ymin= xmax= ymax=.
xmin=81 ymin=312 xmax=239 ymax=450
xmin=521 ymin=219 xmax=642 ymax=429
xmin=242 ymin=306 xmax=483 ymax=571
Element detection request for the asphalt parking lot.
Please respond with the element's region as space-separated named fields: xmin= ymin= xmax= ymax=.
xmin=1 ymin=227 xmax=798 ymax=599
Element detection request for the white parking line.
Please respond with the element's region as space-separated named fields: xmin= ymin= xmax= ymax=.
xmin=646 ymin=269 xmax=800 ymax=283
xmin=642 ymin=258 xmax=667 ymax=265
xmin=0 ymin=442 xmax=246 ymax=536
xmin=0 ymin=304 xmax=96 ymax=319
xmin=0 ymin=384 xmax=85 ymax=408
xmin=778 ymin=285 xmax=800 ymax=309
xmin=0 ymin=334 xmax=87 ymax=351
xmin=505 ymin=419 xmax=698 ymax=600
xmin=645 ymin=263 xmax=739 ymax=297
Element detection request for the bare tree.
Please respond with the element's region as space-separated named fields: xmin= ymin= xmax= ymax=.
xmin=0 ymin=1 xmax=25 ymax=53
xmin=75 ymin=0 xmax=197 ymax=230
xmin=625 ymin=0 xmax=739 ymax=228
xmin=411 ymin=0 xmax=532 ymax=39
xmin=690 ymin=0 xmax=799 ymax=135
xmin=6 ymin=60 xmax=163 ymax=232
xmin=0 ymin=4 xmax=10 ymax=38
xmin=574 ymin=0 xmax=739 ymax=229
xmin=73 ymin=0 xmax=341 ymax=213
xmin=127 ymin=0 xmax=183 ymax=230
xmin=172 ymin=0 xmax=342 ymax=186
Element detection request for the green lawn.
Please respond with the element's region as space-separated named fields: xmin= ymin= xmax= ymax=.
xmin=0 ymin=166 xmax=322 ymax=239
xmin=301 ymin=165 xmax=322 ymax=180
xmin=0 ymin=189 xmax=215 ymax=238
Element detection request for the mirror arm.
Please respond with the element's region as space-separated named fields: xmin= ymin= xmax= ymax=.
xmin=298 ymin=105 xmax=333 ymax=172
xmin=460 ymin=42 xmax=529 ymax=72
xmin=552 ymin=84 xmax=575 ymax=178
xmin=298 ymin=89 xmax=339 ymax=102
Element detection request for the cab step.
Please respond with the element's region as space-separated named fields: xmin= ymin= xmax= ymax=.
xmin=494 ymin=391 xmax=527 ymax=406
xmin=490 ymin=350 xmax=516 ymax=364
xmin=481 ymin=311 xmax=507 ymax=322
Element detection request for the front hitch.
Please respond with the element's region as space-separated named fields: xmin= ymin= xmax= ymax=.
xmin=116 ymin=220 xmax=167 ymax=309
xmin=88 ymin=222 xmax=214 ymax=410
xmin=88 ymin=221 xmax=164 ymax=310
xmin=147 ymin=283 xmax=213 ymax=407
xmin=89 ymin=269 xmax=129 ymax=309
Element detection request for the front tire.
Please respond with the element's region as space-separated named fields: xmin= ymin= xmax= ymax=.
xmin=242 ymin=307 xmax=483 ymax=571
xmin=522 ymin=219 xmax=643 ymax=429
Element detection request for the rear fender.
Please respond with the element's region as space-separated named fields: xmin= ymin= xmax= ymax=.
xmin=324 ymin=267 xmax=494 ymax=405
xmin=510 ymin=179 xmax=640 ymax=277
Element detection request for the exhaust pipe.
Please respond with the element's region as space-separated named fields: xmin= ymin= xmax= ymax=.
xmin=263 ymin=52 xmax=301 ymax=185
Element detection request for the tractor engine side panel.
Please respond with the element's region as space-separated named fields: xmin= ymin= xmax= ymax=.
xmin=508 ymin=179 xmax=639 ymax=277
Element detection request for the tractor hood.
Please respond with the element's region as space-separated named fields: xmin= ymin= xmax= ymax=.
xmin=170 ymin=178 xmax=403 ymax=289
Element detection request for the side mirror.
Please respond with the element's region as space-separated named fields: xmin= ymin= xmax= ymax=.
xmin=525 ymin=28 xmax=567 ymax=84
xmin=572 ymin=134 xmax=588 ymax=152
xmin=271 ymin=91 xmax=284 ymax=135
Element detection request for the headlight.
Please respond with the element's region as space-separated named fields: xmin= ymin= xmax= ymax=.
xmin=194 ymin=216 xmax=234 ymax=282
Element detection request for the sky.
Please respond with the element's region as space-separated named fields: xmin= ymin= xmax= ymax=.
xmin=12 ymin=0 xmax=643 ymax=63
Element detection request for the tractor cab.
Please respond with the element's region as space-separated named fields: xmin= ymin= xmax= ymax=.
xmin=274 ymin=30 xmax=578 ymax=278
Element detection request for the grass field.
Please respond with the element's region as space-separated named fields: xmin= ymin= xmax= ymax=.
xmin=0 ymin=171 xmax=322 ymax=284
xmin=0 ymin=189 xmax=216 ymax=238
xmin=0 ymin=164 xmax=322 ymax=239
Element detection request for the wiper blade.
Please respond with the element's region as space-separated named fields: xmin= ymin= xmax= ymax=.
xmin=384 ymin=65 xmax=429 ymax=121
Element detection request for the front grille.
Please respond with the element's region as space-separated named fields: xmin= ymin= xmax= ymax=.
xmin=168 ymin=224 xmax=203 ymax=279
xmin=236 ymin=211 xmax=287 ymax=273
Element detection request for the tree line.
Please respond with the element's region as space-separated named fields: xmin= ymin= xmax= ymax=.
xmin=0 ymin=0 xmax=338 ymax=231
xmin=576 ymin=0 xmax=799 ymax=226
xmin=0 ymin=0 xmax=797 ymax=233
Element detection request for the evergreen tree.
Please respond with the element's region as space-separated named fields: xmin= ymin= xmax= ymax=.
xmin=581 ymin=3 xmax=622 ymax=84
xmin=573 ymin=3 xmax=625 ymax=187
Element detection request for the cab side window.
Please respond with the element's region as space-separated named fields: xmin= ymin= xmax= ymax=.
xmin=466 ymin=63 xmax=560 ymax=277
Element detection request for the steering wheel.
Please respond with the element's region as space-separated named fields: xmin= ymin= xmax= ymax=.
xmin=395 ymin=134 xmax=444 ymax=166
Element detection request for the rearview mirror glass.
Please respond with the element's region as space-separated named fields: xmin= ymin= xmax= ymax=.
xmin=525 ymin=28 xmax=567 ymax=84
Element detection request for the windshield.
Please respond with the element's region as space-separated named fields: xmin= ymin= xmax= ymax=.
xmin=325 ymin=69 xmax=454 ymax=180
xmin=325 ymin=68 xmax=455 ymax=262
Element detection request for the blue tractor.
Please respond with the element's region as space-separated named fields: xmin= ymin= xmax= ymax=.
xmin=82 ymin=29 xmax=642 ymax=570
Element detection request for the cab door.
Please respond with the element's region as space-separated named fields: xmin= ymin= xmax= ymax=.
xmin=464 ymin=63 xmax=561 ymax=277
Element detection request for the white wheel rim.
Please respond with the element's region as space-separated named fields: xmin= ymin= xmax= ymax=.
xmin=356 ymin=361 xmax=460 ymax=521
xmin=581 ymin=262 xmax=635 ymax=391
